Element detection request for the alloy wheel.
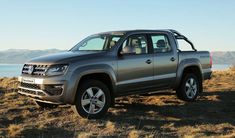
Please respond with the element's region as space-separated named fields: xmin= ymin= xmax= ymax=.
xmin=81 ymin=87 xmax=106 ymax=114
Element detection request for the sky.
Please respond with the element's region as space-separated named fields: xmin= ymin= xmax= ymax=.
xmin=0 ymin=0 xmax=234 ymax=51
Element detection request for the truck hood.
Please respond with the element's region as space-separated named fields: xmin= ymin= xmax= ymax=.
xmin=27 ymin=51 xmax=106 ymax=64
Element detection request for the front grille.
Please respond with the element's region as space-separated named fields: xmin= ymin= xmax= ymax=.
xmin=22 ymin=64 xmax=48 ymax=76
xmin=20 ymin=82 xmax=40 ymax=89
xmin=19 ymin=88 xmax=46 ymax=96
xmin=19 ymin=82 xmax=63 ymax=96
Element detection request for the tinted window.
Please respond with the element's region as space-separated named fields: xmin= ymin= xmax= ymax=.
xmin=121 ymin=35 xmax=148 ymax=55
xmin=109 ymin=36 xmax=121 ymax=49
xmin=151 ymin=35 xmax=172 ymax=53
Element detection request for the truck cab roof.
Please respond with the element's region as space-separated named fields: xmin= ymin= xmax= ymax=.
xmin=97 ymin=29 xmax=196 ymax=51
xmin=97 ymin=29 xmax=176 ymax=35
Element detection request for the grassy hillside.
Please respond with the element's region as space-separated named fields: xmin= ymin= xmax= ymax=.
xmin=0 ymin=68 xmax=235 ymax=137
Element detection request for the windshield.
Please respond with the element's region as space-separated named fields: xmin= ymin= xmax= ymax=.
xmin=71 ymin=34 xmax=123 ymax=51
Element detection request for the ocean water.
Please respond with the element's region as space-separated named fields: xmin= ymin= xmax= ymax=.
xmin=212 ymin=64 xmax=233 ymax=71
xmin=0 ymin=64 xmax=233 ymax=77
xmin=0 ymin=64 xmax=23 ymax=77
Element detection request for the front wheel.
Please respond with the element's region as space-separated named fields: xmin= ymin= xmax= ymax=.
xmin=72 ymin=80 xmax=111 ymax=119
xmin=176 ymin=73 xmax=201 ymax=101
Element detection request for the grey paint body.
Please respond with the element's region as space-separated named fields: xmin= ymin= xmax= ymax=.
xmin=18 ymin=30 xmax=212 ymax=104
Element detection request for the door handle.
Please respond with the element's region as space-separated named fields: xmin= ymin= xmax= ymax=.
xmin=171 ymin=57 xmax=176 ymax=62
xmin=145 ymin=59 xmax=152 ymax=64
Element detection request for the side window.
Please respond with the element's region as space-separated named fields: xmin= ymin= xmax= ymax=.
xmin=121 ymin=35 xmax=148 ymax=55
xmin=151 ymin=35 xmax=172 ymax=53
xmin=109 ymin=36 xmax=121 ymax=49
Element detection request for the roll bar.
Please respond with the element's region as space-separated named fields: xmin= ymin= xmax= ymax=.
xmin=169 ymin=29 xmax=197 ymax=51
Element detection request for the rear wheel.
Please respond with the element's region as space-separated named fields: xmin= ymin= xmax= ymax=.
xmin=72 ymin=79 xmax=111 ymax=119
xmin=176 ymin=73 xmax=201 ymax=101
xmin=35 ymin=101 xmax=58 ymax=108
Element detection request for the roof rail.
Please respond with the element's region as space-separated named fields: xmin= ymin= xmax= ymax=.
xmin=168 ymin=29 xmax=197 ymax=51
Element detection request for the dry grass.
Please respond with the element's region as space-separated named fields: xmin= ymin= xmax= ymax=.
xmin=8 ymin=124 xmax=23 ymax=137
xmin=77 ymin=132 xmax=92 ymax=138
xmin=0 ymin=67 xmax=235 ymax=137
xmin=0 ymin=77 xmax=18 ymax=92
xmin=128 ymin=130 xmax=139 ymax=138
xmin=98 ymin=121 xmax=116 ymax=136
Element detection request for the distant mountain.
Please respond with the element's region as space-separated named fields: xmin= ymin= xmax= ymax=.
xmin=0 ymin=49 xmax=64 ymax=64
xmin=0 ymin=49 xmax=234 ymax=65
xmin=211 ymin=51 xmax=235 ymax=65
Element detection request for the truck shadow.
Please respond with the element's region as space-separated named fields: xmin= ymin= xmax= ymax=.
xmin=0 ymin=87 xmax=4 ymax=94
xmin=19 ymin=127 xmax=74 ymax=137
xmin=106 ymin=91 xmax=235 ymax=134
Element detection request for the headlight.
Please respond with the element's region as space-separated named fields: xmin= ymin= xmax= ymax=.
xmin=45 ymin=64 xmax=68 ymax=76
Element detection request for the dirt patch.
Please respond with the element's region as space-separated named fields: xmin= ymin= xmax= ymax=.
xmin=0 ymin=68 xmax=235 ymax=137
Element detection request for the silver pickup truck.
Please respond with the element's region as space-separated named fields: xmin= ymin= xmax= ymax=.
xmin=18 ymin=30 xmax=212 ymax=119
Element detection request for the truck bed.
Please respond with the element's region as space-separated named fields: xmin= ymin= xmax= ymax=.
xmin=178 ymin=51 xmax=211 ymax=79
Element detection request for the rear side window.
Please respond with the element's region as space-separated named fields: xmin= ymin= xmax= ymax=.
xmin=151 ymin=35 xmax=172 ymax=53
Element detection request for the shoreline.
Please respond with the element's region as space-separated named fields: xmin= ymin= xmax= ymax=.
xmin=0 ymin=64 xmax=234 ymax=78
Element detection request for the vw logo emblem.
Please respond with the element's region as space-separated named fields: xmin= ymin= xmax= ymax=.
xmin=28 ymin=65 xmax=34 ymax=74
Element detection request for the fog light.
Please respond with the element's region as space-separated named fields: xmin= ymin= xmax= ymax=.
xmin=43 ymin=85 xmax=63 ymax=96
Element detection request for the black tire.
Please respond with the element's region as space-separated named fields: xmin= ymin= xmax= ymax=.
xmin=72 ymin=79 xmax=111 ymax=119
xmin=35 ymin=101 xmax=58 ymax=108
xmin=176 ymin=73 xmax=201 ymax=102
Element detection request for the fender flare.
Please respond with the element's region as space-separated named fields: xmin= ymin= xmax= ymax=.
xmin=65 ymin=64 xmax=117 ymax=104
xmin=174 ymin=58 xmax=203 ymax=89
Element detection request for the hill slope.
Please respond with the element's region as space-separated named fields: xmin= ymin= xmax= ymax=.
xmin=211 ymin=51 xmax=235 ymax=65
xmin=0 ymin=49 xmax=63 ymax=64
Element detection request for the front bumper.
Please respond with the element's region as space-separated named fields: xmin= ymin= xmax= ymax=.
xmin=18 ymin=75 xmax=67 ymax=104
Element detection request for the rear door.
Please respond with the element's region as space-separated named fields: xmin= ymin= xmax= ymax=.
xmin=117 ymin=34 xmax=154 ymax=94
xmin=149 ymin=33 xmax=178 ymax=88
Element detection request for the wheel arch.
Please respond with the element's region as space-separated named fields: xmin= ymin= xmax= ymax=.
xmin=174 ymin=59 xmax=203 ymax=90
xmin=68 ymin=64 xmax=117 ymax=104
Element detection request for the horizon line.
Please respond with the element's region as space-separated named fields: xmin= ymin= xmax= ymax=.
xmin=0 ymin=48 xmax=235 ymax=52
